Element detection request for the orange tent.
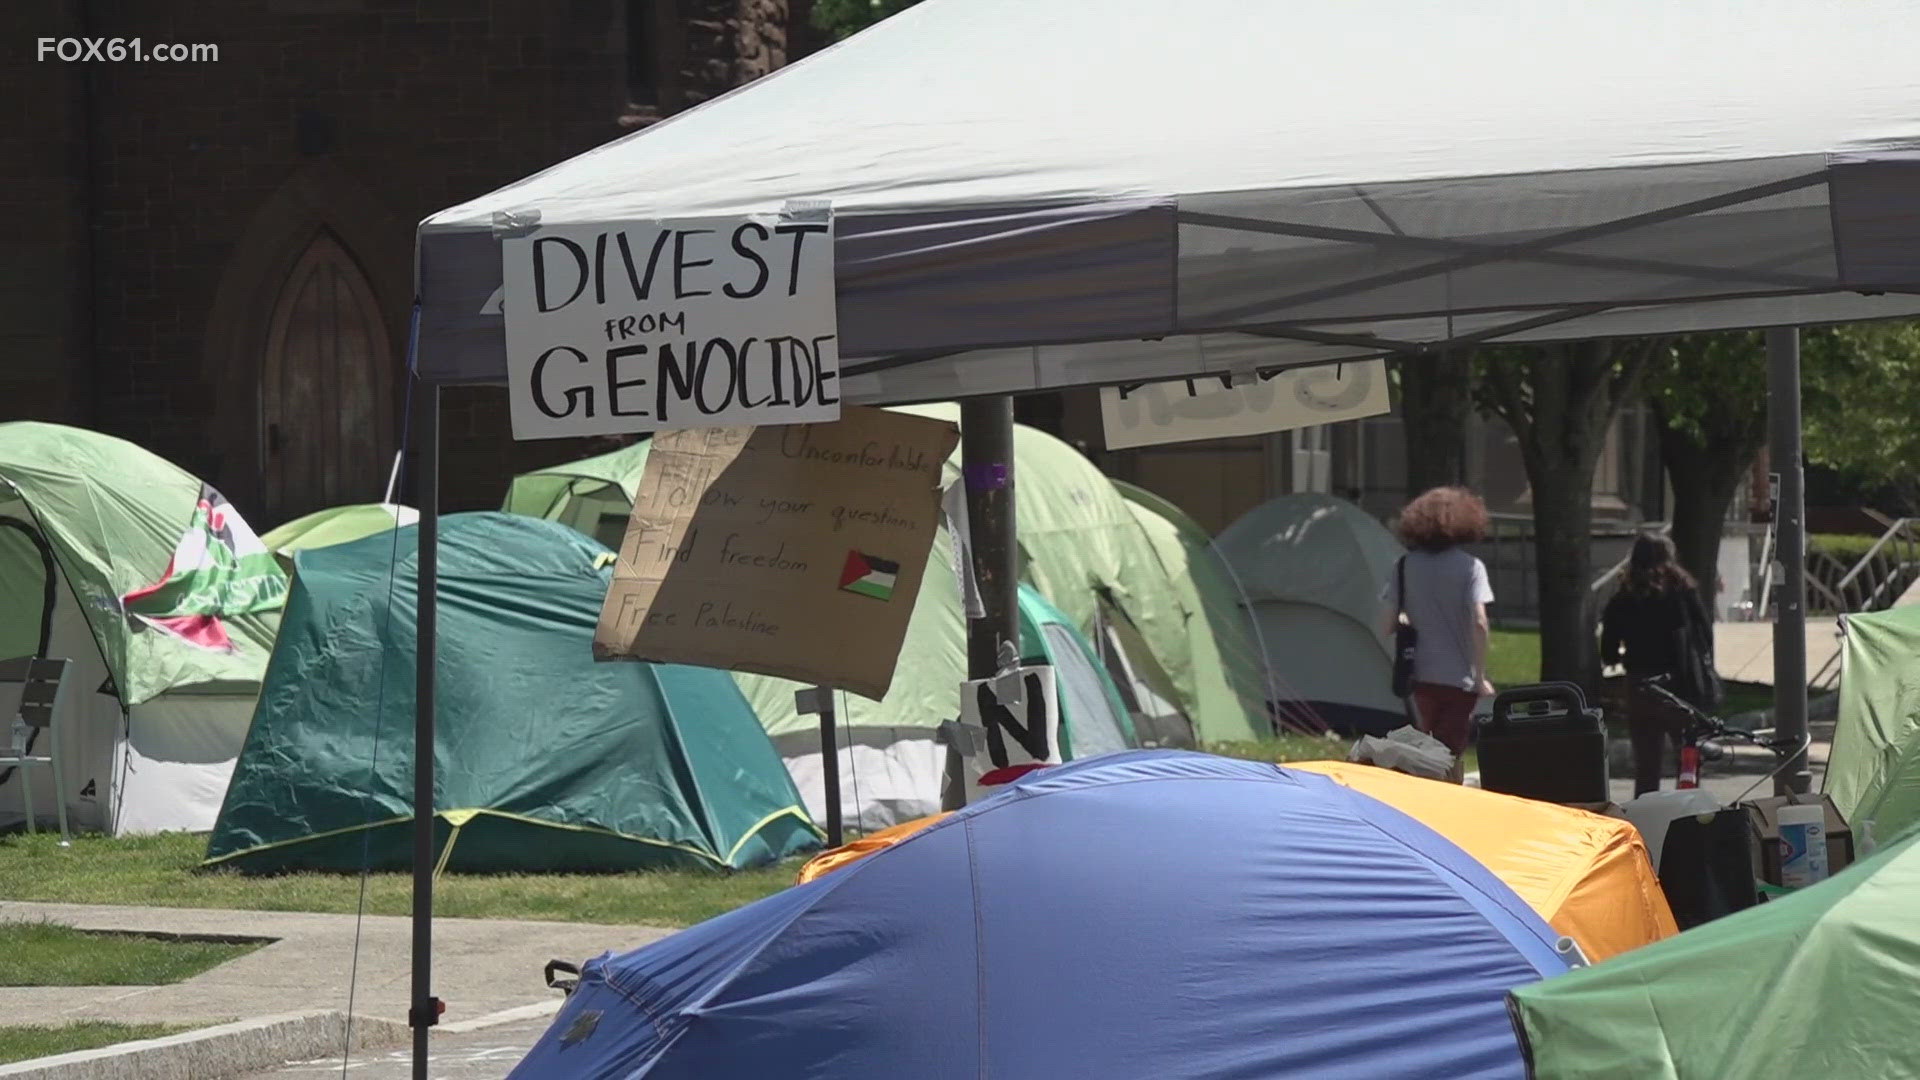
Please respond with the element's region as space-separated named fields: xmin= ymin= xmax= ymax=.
xmin=795 ymin=814 xmax=947 ymax=884
xmin=797 ymin=761 xmax=1677 ymax=962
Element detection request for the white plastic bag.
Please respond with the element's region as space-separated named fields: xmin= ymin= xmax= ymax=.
xmin=1348 ymin=725 xmax=1455 ymax=780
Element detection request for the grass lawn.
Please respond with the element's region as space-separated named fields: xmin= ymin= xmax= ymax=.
xmin=0 ymin=921 xmax=260 ymax=986
xmin=1488 ymin=627 xmax=1542 ymax=687
xmin=0 ymin=1022 xmax=195 ymax=1065
xmin=1207 ymin=733 xmax=1351 ymax=765
xmin=0 ymin=831 xmax=799 ymax=929
xmin=4 ymin=735 xmax=1458 ymax=930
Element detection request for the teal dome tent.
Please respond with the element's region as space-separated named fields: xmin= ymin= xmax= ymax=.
xmin=205 ymin=512 xmax=820 ymax=873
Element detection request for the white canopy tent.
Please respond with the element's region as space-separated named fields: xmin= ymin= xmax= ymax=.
xmin=418 ymin=0 xmax=1920 ymax=397
xmin=402 ymin=0 xmax=1920 ymax=1066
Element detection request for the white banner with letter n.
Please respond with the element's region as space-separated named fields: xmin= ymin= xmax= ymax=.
xmin=501 ymin=206 xmax=840 ymax=440
xmin=954 ymin=664 xmax=1061 ymax=803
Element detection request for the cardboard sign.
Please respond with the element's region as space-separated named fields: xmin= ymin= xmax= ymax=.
xmin=954 ymin=665 xmax=1061 ymax=803
xmin=502 ymin=209 xmax=841 ymax=440
xmin=592 ymin=406 xmax=958 ymax=699
xmin=1099 ymin=359 xmax=1390 ymax=449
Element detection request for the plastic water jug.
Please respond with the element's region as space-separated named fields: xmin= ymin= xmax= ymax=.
xmin=1777 ymin=803 xmax=1829 ymax=888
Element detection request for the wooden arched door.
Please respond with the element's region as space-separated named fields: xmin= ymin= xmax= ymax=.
xmin=260 ymin=232 xmax=395 ymax=524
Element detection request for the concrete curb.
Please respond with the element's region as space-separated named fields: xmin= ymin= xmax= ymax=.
xmin=438 ymin=998 xmax=561 ymax=1034
xmin=0 ymin=1011 xmax=409 ymax=1080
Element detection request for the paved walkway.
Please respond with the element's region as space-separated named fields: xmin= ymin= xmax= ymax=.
xmin=1712 ymin=618 xmax=1843 ymax=688
xmin=1604 ymin=711 xmax=1832 ymax=806
xmin=0 ymin=902 xmax=666 ymax=1029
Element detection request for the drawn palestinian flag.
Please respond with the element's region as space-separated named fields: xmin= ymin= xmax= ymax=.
xmin=121 ymin=484 xmax=288 ymax=652
xmin=838 ymin=550 xmax=900 ymax=601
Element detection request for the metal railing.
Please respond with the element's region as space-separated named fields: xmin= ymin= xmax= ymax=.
xmin=1827 ymin=518 xmax=1920 ymax=614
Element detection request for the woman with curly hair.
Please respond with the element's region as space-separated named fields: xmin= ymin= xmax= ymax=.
xmin=1381 ymin=486 xmax=1496 ymax=768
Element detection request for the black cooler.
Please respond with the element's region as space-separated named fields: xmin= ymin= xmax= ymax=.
xmin=1476 ymin=682 xmax=1609 ymax=804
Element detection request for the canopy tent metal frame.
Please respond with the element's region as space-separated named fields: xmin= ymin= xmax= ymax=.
xmin=395 ymin=1 xmax=1920 ymax=1071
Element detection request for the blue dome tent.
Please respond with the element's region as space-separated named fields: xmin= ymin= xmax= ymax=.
xmin=510 ymin=751 xmax=1567 ymax=1079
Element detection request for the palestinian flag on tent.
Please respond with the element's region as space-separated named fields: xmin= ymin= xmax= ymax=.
xmin=121 ymin=484 xmax=287 ymax=651
xmin=839 ymin=550 xmax=900 ymax=601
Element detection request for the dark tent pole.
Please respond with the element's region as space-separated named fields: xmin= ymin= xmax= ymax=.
xmin=410 ymin=381 xmax=441 ymax=1077
xmin=1766 ymin=328 xmax=1812 ymax=795
xmin=794 ymin=687 xmax=843 ymax=847
xmin=947 ymin=397 xmax=1019 ymax=810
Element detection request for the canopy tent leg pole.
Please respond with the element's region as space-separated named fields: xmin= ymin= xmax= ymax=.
xmin=1767 ymin=328 xmax=1812 ymax=796
xmin=795 ymin=687 xmax=843 ymax=847
xmin=947 ymin=398 xmax=1019 ymax=811
xmin=410 ymin=381 xmax=441 ymax=1077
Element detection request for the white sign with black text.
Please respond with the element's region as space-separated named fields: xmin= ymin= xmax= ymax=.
xmin=501 ymin=209 xmax=841 ymax=440
xmin=1098 ymin=359 xmax=1390 ymax=450
xmin=956 ymin=664 xmax=1061 ymax=803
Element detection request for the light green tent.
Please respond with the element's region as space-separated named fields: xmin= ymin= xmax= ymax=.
xmin=502 ymin=440 xmax=652 ymax=551
xmin=1825 ymin=605 xmax=1920 ymax=843
xmin=1509 ymin=822 xmax=1920 ymax=1079
xmin=1216 ymin=494 xmax=1405 ymax=735
xmin=260 ymin=503 xmax=418 ymax=570
xmin=892 ymin=404 xmax=1199 ymax=737
xmin=1112 ymin=481 xmax=1268 ymax=745
xmin=0 ymin=423 xmax=284 ymax=835
xmin=205 ymin=512 xmax=820 ymax=873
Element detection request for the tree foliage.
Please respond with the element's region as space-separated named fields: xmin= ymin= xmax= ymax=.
xmin=1799 ymin=323 xmax=1920 ymax=498
xmin=1644 ymin=322 xmax=1920 ymax=511
xmin=1643 ymin=332 xmax=1769 ymax=453
xmin=812 ymin=0 xmax=921 ymax=40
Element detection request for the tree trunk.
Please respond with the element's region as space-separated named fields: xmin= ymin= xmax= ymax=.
xmin=1658 ymin=420 xmax=1756 ymax=617
xmin=1395 ymin=351 xmax=1473 ymax=497
xmin=1528 ymin=461 xmax=1599 ymax=687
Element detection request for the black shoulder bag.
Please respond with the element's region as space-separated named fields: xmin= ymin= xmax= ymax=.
xmin=1392 ymin=556 xmax=1418 ymax=698
xmin=1672 ymin=589 xmax=1724 ymax=711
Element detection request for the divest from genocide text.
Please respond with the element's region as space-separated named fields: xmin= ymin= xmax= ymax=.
xmin=502 ymin=215 xmax=841 ymax=439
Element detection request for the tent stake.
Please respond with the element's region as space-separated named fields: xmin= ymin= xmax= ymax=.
xmin=1767 ymin=328 xmax=1812 ymax=795
xmin=949 ymin=398 xmax=1019 ymax=810
xmin=410 ymin=382 xmax=441 ymax=1077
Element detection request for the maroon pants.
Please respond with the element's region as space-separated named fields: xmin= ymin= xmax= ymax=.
xmin=1411 ymin=682 xmax=1477 ymax=755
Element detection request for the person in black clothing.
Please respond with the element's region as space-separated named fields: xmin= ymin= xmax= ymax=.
xmin=1600 ymin=534 xmax=1713 ymax=796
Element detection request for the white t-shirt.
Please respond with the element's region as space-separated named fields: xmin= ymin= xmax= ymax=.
xmin=1381 ymin=547 xmax=1494 ymax=692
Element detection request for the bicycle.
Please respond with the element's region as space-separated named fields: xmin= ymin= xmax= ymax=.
xmin=1638 ymin=674 xmax=1807 ymax=799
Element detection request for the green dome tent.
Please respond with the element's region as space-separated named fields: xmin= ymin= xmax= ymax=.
xmin=204 ymin=512 xmax=821 ymax=873
xmin=893 ymin=404 xmax=1200 ymax=742
xmin=1216 ymin=494 xmax=1405 ymax=735
xmin=502 ymin=440 xmax=652 ymax=551
xmin=1509 ymin=822 xmax=1920 ymax=1079
xmin=261 ymin=503 xmax=418 ymax=569
xmin=1111 ymin=481 xmax=1270 ymax=744
xmin=0 ymin=423 xmax=284 ymax=835
xmin=1825 ymin=605 xmax=1920 ymax=844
